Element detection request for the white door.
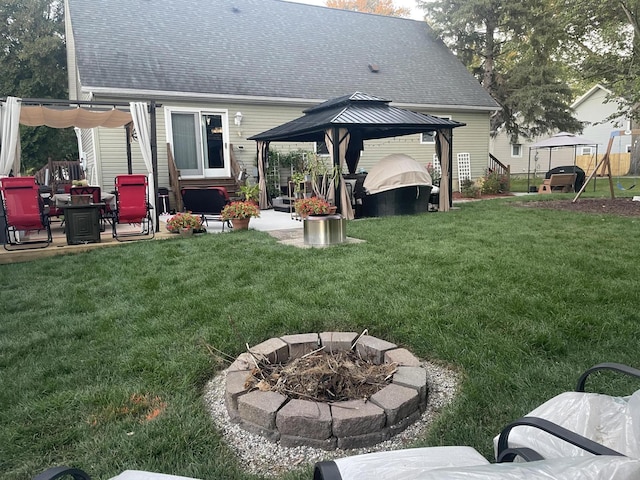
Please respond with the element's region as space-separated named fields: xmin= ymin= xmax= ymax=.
xmin=169 ymin=110 xmax=230 ymax=178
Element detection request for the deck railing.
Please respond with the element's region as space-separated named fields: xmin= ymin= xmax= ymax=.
xmin=489 ymin=153 xmax=511 ymax=191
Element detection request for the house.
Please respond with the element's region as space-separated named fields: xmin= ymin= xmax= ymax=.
xmin=490 ymin=84 xmax=630 ymax=177
xmin=64 ymin=0 xmax=498 ymax=203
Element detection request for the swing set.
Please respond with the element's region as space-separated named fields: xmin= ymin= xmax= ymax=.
xmin=573 ymin=129 xmax=637 ymax=202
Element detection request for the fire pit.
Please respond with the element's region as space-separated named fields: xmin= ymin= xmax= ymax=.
xmin=225 ymin=332 xmax=428 ymax=449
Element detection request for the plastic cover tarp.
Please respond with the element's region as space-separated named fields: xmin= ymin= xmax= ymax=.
xmin=332 ymin=448 xmax=640 ymax=479
xmin=493 ymin=390 xmax=640 ymax=459
xmin=363 ymin=154 xmax=432 ymax=195
xmin=412 ymin=456 xmax=640 ymax=480
xmin=333 ymin=446 xmax=489 ymax=480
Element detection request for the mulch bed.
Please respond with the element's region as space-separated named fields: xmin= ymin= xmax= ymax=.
xmin=244 ymin=350 xmax=397 ymax=403
xmin=515 ymin=197 xmax=640 ymax=217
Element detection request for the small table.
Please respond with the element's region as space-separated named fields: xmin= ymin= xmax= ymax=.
xmin=63 ymin=203 xmax=103 ymax=245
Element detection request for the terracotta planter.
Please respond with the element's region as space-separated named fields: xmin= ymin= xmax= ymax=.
xmin=231 ymin=218 xmax=250 ymax=230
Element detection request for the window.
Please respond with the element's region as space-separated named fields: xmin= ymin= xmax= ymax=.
xmin=167 ymin=108 xmax=229 ymax=177
xmin=511 ymin=144 xmax=522 ymax=157
xmin=581 ymin=147 xmax=593 ymax=155
xmin=315 ymin=141 xmax=329 ymax=156
xmin=420 ymin=132 xmax=435 ymax=144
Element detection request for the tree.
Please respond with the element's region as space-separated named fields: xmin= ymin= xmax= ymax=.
xmin=0 ymin=0 xmax=77 ymax=173
xmin=420 ymin=0 xmax=582 ymax=142
xmin=325 ymin=0 xmax=412 ymax=17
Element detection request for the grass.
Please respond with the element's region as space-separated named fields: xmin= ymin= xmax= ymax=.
xmin=510 ymin=174 xmax=639 ymax=193
xmin=2 ymin=195 xmax=640 ymax=479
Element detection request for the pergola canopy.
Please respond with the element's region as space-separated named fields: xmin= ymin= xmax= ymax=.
xmin=530 ymin=132 xmax=598 ymax=149
xmin=19 ymin=105 xmax=133 ymax=129
xmin=249 ymin=92 xmax=465 ymax=143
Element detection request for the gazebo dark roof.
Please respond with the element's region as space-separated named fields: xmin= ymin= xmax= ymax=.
xmin=249 ymin=92 xmax=465 ymax=142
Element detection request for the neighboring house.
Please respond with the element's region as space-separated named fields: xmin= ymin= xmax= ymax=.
xmin=64 ymin=0 xmax=498 ymax=200
xmin=490 ymin=84 xmax=629 ymax=176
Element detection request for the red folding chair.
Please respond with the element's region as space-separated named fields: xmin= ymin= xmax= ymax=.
xmin=1 ymin=176 xmax=52 ymax=250
xmin=112 ymin=174 xmax=154 ymax=241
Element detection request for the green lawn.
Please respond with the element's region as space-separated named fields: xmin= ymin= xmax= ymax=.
xmin=2 ymin=195 xmax=640 ymax=479
xmin=510 ymin=174 xmax=640 ymax=193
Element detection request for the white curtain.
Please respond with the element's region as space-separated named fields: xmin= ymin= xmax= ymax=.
xmin=130 ymin=102 xmax=156 ymax=214
xmin=0 ymin=96 xmax=22 ymax=176
xmin=325 ymin=127 xmax=354 ymax=220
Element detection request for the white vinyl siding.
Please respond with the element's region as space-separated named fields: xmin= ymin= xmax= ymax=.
xmin=89 ymin=95 xmax=493 ymax=191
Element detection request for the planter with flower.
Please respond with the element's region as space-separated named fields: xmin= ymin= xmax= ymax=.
xmin=294 ymin=196 xmax=332 ymax=218
xmin=221 ymin=201 xmax=260 ymax=230
xmin=166 ymin=212 xmax=204 ymax=236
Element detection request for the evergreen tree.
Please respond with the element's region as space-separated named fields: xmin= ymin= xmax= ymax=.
xmin=0 ymin=0 xmax=77 ymax=173
xmin=419 ymin=0 xmax=582 ymax=142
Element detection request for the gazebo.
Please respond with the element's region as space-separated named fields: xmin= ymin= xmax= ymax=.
xmin=249 ymin=92 xmax=465 ymax=218
xmin=527 ymin=132 xmax=598 ymax=192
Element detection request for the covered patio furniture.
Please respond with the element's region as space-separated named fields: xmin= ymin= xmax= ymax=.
xmin=0 ymin=176 xmax=52 ymax=250
xmin=361 ymin=153 xmax=433 ymax=217
xmin=180 ymin=186 xmax=231 ymax=231
xmin=313 ymin=445 xmax=640 ymax=480
xmin=112 ymin=174 xmax=154 ymax=241
xmin=494 ymin=362 xmax=640 ymax=461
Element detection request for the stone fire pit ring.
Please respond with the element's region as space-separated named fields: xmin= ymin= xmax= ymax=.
xmin=224 ymin=332 xmax=428 ymax=450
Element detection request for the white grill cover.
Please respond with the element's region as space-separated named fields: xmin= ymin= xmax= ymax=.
xmin=363 ymin=153 xmax=432 ymax=195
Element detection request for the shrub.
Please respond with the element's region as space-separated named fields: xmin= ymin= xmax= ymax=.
xmin=460 ymin=179 xmax=481 ymax=198
xmin=481 ymin=170 xmax=509 ymax=195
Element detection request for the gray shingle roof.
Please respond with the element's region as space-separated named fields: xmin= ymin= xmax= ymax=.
xmin=67 ymin=0 xmax=498 ymax=109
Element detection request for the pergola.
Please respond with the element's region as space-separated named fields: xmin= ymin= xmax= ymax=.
xmin=0 ymin=96 xmax=160 ymax=230
xmin=249 ymin=92 xmax=465 ymax=217
xmin=527 ymin=132 xmax=599 ymax=192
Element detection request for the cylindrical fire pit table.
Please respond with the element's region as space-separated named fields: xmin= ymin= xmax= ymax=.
xmin=303 ymin=214 xmax=346 ymax=246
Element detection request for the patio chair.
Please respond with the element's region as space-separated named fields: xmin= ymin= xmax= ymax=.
xmin=495 ymin=362 xmax=640 ymax=461
xmin=180 ymin=187 xmax=231 ymax=231
xmin=1 ymin=176 xmax=52 ymax=250
xmin=112 ymin=174 xmax=154 ymax=241
xmin=313 ymin=446 xmax=640 ymax=480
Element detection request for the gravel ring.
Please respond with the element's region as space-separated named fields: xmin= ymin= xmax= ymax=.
xmin=203 ymin=360 xmax=460 ymax=477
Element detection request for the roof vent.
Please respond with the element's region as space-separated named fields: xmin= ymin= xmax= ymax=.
xmin=232 ymin=6 xmax=241 ymax=13
xmin=368 ymin=63 xmax=380 ymax=73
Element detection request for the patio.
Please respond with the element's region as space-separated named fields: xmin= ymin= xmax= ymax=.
xmin=0 ymin=209 xmax=304 ymax=264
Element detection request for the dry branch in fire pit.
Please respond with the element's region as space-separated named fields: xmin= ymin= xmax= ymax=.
xmin=244 ymin=350 xmax=397 ymax=402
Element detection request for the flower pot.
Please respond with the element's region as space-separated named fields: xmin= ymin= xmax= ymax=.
xmin=231 ymin=218 xmax=250 ymax=230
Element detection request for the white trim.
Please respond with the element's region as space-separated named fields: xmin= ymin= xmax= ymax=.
xmin=164 ymin=105 xmax=231 ymax=179
xmin=511 ymin=143 xmax=523 ymax=158
xmin=571 ymin=83 xmax=615 ymax=109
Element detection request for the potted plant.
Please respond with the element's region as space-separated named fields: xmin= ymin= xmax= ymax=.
xmin=166 ymin=211 xmax=204 ymax=236
xmin=294 ymin=196 xmax=330 ymax=218
xmin=221 ymin=200 xmax=260 ymax=230
xmin=239 ymin=182 xmax=260 ymax=204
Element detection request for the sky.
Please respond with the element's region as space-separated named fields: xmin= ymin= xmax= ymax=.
xmin=286 ymin=0 xmax=425 ymax=21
